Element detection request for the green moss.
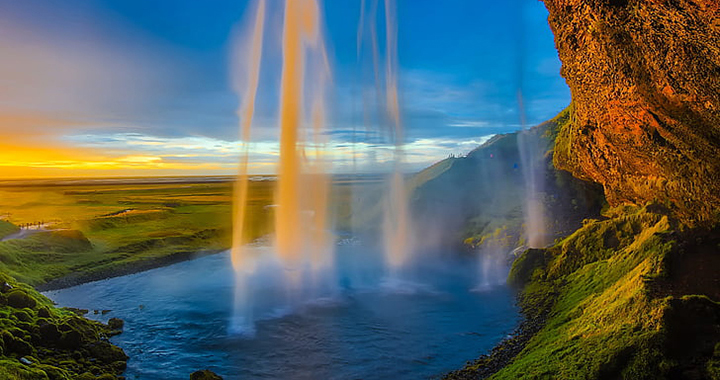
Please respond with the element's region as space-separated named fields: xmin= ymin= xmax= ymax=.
xmin=507 ymin=248 xmax=547 ymax=287
xmin=708 ymin=343 xmax=720 ymax=379
xmin=486 ymin=207 xmax=720 ymax=379
xmin=6 ymin=291 xmax=37 ymax=310
xmin=0 ymin=272 xmax=127 ymax=379
xmin=0 ymin=359 xmax=51 ymax=380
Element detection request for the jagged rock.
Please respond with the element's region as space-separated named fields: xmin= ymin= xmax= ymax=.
xmin=190 ymin=369 xmax=224 ymax=380
xmin=545 ymin=0 xmax=720 ymax=225
xmin=66 ymin=307 xmax=89 ymax=315
xmin=107 ymin=318 xmax=124 ymax=330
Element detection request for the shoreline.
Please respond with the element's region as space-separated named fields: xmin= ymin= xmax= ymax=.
xmin=36 ymin=247 xmax=228 ymax=292
xmin=443 ymin=303 xmax=547 ymax=379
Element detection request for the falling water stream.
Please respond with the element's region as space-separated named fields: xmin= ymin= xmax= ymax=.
xmin=230 ymin=0 xmax=417 ymax=333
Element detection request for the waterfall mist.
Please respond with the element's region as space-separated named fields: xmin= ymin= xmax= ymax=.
xmin=229 ymin=0 xmax=415 ymax=335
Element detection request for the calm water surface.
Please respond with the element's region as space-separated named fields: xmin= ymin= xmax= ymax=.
xmin=45 ymin=246 xmax=518 ymax=380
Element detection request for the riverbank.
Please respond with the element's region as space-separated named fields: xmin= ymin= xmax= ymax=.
xmin=36 ymin=248 xmax=226 ymax=292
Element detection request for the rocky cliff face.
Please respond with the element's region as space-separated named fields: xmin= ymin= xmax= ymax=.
xmin=545 ymin=0 xmax=720 ymax=225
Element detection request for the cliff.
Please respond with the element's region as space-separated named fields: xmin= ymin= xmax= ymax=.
xmin=447 ymin=1 xmax=720 ymax=378
xmin=546 ymin=0 xmax=720 ymax=225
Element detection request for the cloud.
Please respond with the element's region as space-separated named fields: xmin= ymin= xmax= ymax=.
xmin=446 ymin=120 xmax=491 ymax=128
xmin=46 ymin=131 xmax=495 ymax=176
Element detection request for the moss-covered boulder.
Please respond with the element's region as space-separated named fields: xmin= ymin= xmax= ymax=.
xmin=190 ymin=369 xmax=224 ymax=380
xmin=0 ymin=272 xmax=127 ymax=379
xmin=7 ymin=291 xmax=36 ymax=309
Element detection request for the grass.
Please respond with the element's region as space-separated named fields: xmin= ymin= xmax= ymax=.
xmin=487 ymin=205 xmax=720 ymax=379
xmin=0 ymin=181 xmax=242 ymax=286
xmin=0 ymin=177 xmax=381 ymax=287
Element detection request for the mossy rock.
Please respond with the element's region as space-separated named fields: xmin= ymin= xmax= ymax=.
xmin=76 ymin=373 xmax=96 ymax=380
xmin=58 ymin=330 xmax=82 ymax=349
xmin=7 ymin=290 xmax=37 ymax=309
xmin=36 ymin=321 xmax=62 ymax=343
xmin=0 ymin=269 xmax=128 ymax=378
xmin=190 ymin=369 xmax=224 ymax=380
xmin=36 ymin=364 xmax=73 ymax=380
xmin=507 ymin=248 xmax=547 ymax=287
xmin=5 ymin=335 xmax=34 ymax=356
xmin=107 ymin=318 xmax=123 ymax=330
xmin=12 ymin=309 xmax=33 ymax=322
xmin=707 ymin=343 xmax=720 ymax=380
xmin=37 ymin=308 xmax=50 ymax=319
xmin=0 ymin=359 xmax=50 ymax=379
xmin=88 ymin=342 xmax=128 ymax=364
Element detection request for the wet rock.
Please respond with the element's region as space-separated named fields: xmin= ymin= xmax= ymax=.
xmin=66 ymin=307 xmax=89 ymax=315
xmin=190 ymin=369 xmax=224 ymax=380
xmin=107 ymin=318 xmax=124 ymax=330
xmin=89 ymin=341 xmax=129 ymax=364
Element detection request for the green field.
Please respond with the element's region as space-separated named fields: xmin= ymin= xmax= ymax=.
xmin=0 ymin=178 xmax=257 ymax=286
xmin=0 ymin=176 xmax=382 ymax=287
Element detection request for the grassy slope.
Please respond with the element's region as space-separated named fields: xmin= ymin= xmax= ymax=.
xmin=494 ymin=205 xmax=720 ymax=379
xmin=0 ymin=221 xmax=19 ymax=240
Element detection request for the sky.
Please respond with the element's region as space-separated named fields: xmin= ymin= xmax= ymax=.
xmin=0 ymin=0 xmax=570 ymax=178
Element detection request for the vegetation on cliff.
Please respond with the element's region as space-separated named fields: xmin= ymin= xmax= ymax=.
xmin=0 ymin=272 xmax=126 ymax=379
xmin=449 ymin=204 xmax=720 ymax=379
xmin=499 ymin=205 xmax=719 ymax=379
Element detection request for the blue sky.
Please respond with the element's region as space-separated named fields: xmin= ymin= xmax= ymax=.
xmin=0 ymin=0 xmax=569 ymax=176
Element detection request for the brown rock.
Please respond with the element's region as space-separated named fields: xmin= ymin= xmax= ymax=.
xmin=544 ymin=0 xmax=720 ymax=225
